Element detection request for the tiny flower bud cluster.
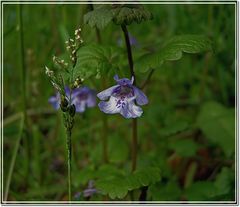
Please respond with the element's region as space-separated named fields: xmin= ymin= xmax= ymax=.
xmin=45 ymin=66 xmax=63 ymax=94
xmin=53 ymin=55 xmax=69 ymax=69
xmin=65 ymin=27 xmax=83 ymax=67
xmin=72 ymin=77 xmax=84 ymax=89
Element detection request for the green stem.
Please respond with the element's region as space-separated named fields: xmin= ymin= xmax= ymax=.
xmin=18 ymin=5 xmax=27 ymax=119
xmin=121 ymin=24 xmax=135 ymax=83
xmin=140 ymin=69 xmax=154 ymax=89
xmin=66 ymin=127 xmax=72 ymax=201
xmin=18 ymin=3 xmax=31 ymax=186
xmin=121 ymin=24 xmax=138 ymax=173
xmin=4 ymin=114 xmax=24 ymax=201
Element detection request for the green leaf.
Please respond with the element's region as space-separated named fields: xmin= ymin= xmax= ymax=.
xmin=112 ymin=4 xmax=153 ymax=25
xmin=135 ymin=35 xmax=212 ymax=72
xmin=148 ymin=181 xmax=182 ymax=201
xmin=214 ymin=167 xmax=234 ymax=196
xmin=196 ymin=101 xmax=235 ymax=157
xmin=75 ymin=44 xmax=120 ymax=80
xmin=96 ymin=175 xmax=129 ymax=199
xmin=168 ymin=139 xmax=199 ymax=157
xmin=96 ymin=164 xmax=125 ymax=179
xmin=84 ymin=7 xmax=113 ymax=30
xmin=84 ymin=4 xmax=153 ymax=29
xmin=75 ymin=167 xmax=95 ymax=186
xmin=185 ymin=181 xmax=217 ymax=201
xmin=161 ymin=120 xmax=189 ymax=137
xmin=95 ymin=167 xmax=161 ymax=199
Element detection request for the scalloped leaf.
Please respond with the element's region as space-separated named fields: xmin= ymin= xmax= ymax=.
xmin=74 ymin=44 xmax=121 ymax=80
xmin=95 ymin=167 xmax=161 ymax=199
xmin=135 ymin=35 xmax=212 ymax=73
xmin=112 ymin=4 xmax=153 ymax=25
xmin=84 ymin=4 xmax=152 ymax=29
xmin=84 ymin=7 xmax=113 ymax=30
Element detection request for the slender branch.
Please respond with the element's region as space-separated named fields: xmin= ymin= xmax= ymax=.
xmin=18 ymin=4 xmax=27 ymax=119
xmin=140 ymin=69 xmax=154 ymax=89
xmin=121 ymin=24 xmax=135 ymax=84
xmin=4 ymin=114 xmax=24 ymax=201
xmin=66 ymin=128 xmax=72 ymax=201
xmin=18 ymin=3 xmax=32 ymax=188
xmin=121 ymin=24 xmax=138 ymax=175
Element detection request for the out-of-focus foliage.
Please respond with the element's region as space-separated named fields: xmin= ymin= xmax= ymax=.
xmin=84 ymin=4 xmax=153 ymax=29
xmin=135 ymin=35 xmax=212 ymax=72
xmin=3 ymin=3 xmax=235 ymax=202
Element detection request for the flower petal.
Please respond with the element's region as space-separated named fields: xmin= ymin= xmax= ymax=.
xmin=133 ymin=86 xmax=148 ymax=105
xmin=75 ymin=100 xmax=87 ymax=113
xmin=83 ymin=189 xmax=97 ymax=197
xmin=114 ymin=74 xmax=119 ymax=81
xmin=120 ymin=99 xmax=143 ymax=118
xmin=97 ymin=85 xmax=119 ymax=100
xmin=48 ymin=94 xmax=60 ymax=110
xmin=87 ymin=92 xmax=96 ymax=107
xmin=64 ymin=86 xmax=71 ymax=97
xmin=98 ymin=96 xmax=121 ymax=114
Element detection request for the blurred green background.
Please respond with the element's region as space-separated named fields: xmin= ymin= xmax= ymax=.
xmin=3 ymin=3 xmax=236 ymax=202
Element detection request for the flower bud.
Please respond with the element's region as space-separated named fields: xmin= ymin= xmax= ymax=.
xmin=60 ymin=97 xmax=69 ymax=112
xmin=69 ymin=104 xmax=76 ymax=117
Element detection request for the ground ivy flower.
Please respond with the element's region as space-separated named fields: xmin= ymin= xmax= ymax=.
xmin=74 ymin=180 xmax=98 ymax=200
xmin=49 ymin=86 xmax=96 ymax=113
xmin=97 ymin=75 xmax=148 ymax=118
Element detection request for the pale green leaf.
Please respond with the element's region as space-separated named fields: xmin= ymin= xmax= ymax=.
xmin=196 ymin=101 xmax=235 ymax=157
xmin=95 ymin=167 xmax=161 ymax=199
xmin=168 ymin=139 xmax=199 ymax=157
xmin=75 ymin=44 xmax=120 ymax=80
xmin=135 ymin=35 xmax=212 ymax=72
xmin=84 ymin=7 xmax=113 ymax=30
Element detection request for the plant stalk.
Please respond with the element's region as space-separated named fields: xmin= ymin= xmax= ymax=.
xmin=4 ymin=114 xmax=24 ymax=201
xmin=66 ymin=128 xmax=72 ymax=201
xmin=121 ymin=24 xmax=138 ymax=173
xmin=18 ymin=3 xmax=32 ymax=187
xmin=121 ymin=24 xmax=135 ymax=83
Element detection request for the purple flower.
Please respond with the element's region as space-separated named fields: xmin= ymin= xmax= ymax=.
xmin=83 ymin=180 xmax=98 ymax=197
xmin=48 ymin=86 xmax=96 ymax=113
xmin=97 ymin=75 xmax=148 ymax=119
xmin=74 ymin=180 xmax=98 ymax=200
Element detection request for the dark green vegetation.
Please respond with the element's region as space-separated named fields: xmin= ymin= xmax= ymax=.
xmin=3 ymin=3 xmax=236 ymax=202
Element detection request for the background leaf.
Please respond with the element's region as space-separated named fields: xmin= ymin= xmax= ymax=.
xmin=84 ymin=7 xmax=113 ymax=30
xmin=168 ymin=139 xmax=199 ymax=157
xmin=135 ymin=35 xmax=212 ymax=72
xmin=75 ymin=44 xmax=121 ymax=79
xmin=95 ymin=167 xmax=161 ymax=199
xmin=196 ymin=101 xmax=235 ymax=157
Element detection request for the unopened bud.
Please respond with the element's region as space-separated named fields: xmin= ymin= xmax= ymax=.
xmin=60 ymin=97 xmax=69 ymax=112
xmin=69 ymin=104 xmax=76 ymax=117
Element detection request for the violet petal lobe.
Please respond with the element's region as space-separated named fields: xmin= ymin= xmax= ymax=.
xmin=48 ymin=93 xmax=60 ymax=110
xmin=120 ymin=98 xmax=143 ymax=119
xmin=87 ymin=92 xmax=96 ymax=107
xmin=98 ymin=96 xmax=121 ymax=114
xmin=133 ymin=86 xmax=148 ymax=106
xmin=97 ymin=85 xmax=119 ymax=100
